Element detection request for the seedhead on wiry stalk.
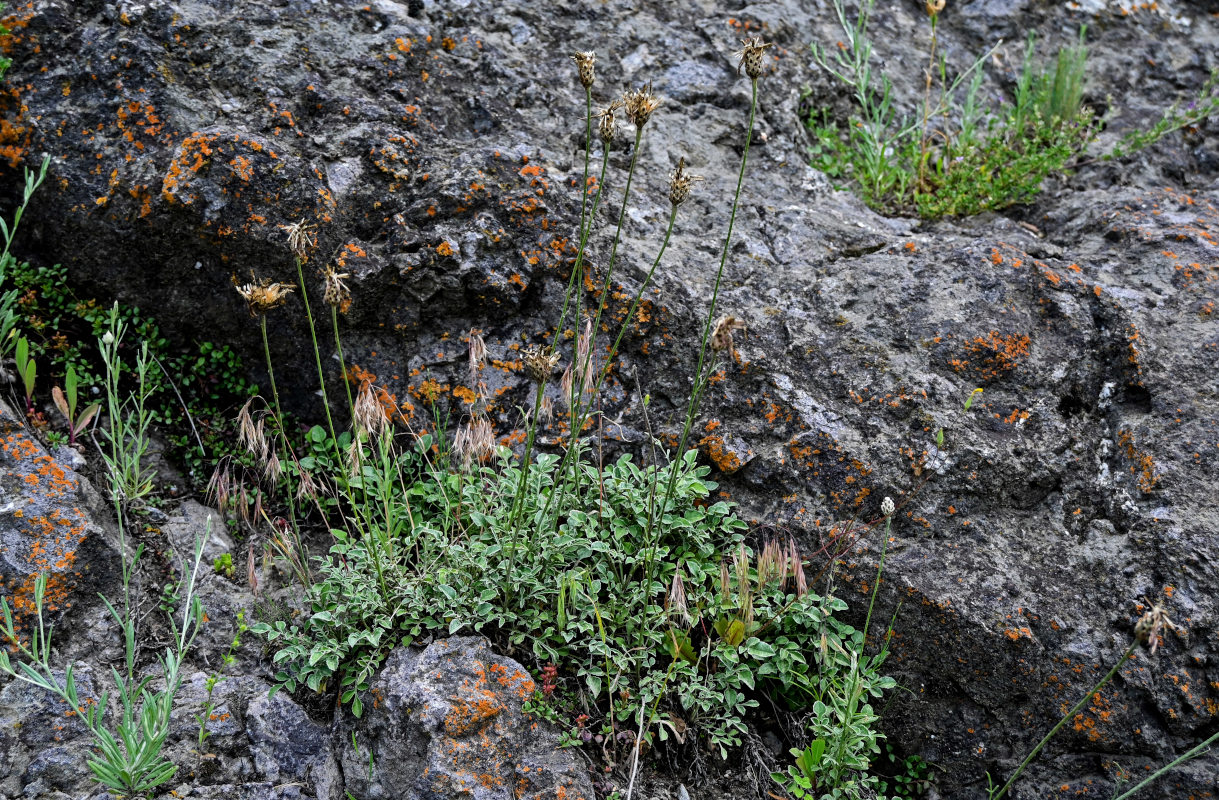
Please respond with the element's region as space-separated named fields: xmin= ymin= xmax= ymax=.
xmin=710 ymin=315 xmax=746 ymax=360
xmin=234 ymin=273 xmax=295 ymax=318
xmin=623 ymin=83 xmax=662 ymax=129
xmin=734 ymin=36 xmax=774 ymax=80
xmin=321 ymin=265 xmax=352 ymax=313
xmin=280 ymin=219 xmax=318 ymax=261
xmin=668 ymin=157 xmax=704 ymax=207
xmin=353 ymin=382 xmax=390 ymax=439
xmin=1134 ymin=603 xmax=1176 ymax=655
xmin=596 ymin=100 xmax=622 ymax=144
xmin=523 ymin=344 xmax=560 ymax=383
xmin=572 ymin=50 xmax=596 ymax=90
xmin=666 ymin=567 xmax=691 ymax=627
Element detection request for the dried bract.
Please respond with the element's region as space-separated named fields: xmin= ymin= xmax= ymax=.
xmin=280 ymin=219 xmax=318 ymax=261
xmin=926 ymin=0 xmax=946 ymax=17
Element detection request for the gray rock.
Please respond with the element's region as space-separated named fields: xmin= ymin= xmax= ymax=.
xmin=247 ymin=689 xmax=341 ymax=800
xmin=335 ymin=637 xmax=594 ymax=800
xmin=1 ymin=0 xmax=1217 ymax=797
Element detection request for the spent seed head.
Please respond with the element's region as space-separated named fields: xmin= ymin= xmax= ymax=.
xmin=710 ymin=315 xmax=746 ymax=359
xmin=523 ymin=344 xmax=560 ymax=383
xmin=321 ymin=265 xmax=352 ymax=313
xmin=734 ymin=37 xmax=774 ymax=80
xmin=572 ymin=50 xmax=596 ymax=90
xmin=280 ymin=219 xmax=318 ymax=261
xmin=596 ymin=100 xmax=622 ymax=144
xmin=1135 ymin=603 xmax=1175 ymax=654
xmin=622 ymin=83 xmax=662 ymax=129
xmin=234 ymin=273 xmax=296 ymax=318
xmin=668 ymin=157 xmax=704 ymax=207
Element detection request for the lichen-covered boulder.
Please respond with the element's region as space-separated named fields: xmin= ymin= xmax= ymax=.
xmin=0 ymin=397 xmax=117 ymax=651
xmin=335 ymin=637 xmax=594 ymax=800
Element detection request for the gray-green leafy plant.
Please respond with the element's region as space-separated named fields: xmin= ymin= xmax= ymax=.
xmin=98 ymin=303 xmax=158 ymax=504
xmin=1106 ymin=68 xmax=1219 ymax=161
xmin=0 ymin=156 xmax=49 ymax=360
xmin=14 ymin=335 xmax=35 ymax=414
xmin=809 ymin=0 xmax=1096 ymax=218
xmin=0 ymin=527 xmax=209 ymax=796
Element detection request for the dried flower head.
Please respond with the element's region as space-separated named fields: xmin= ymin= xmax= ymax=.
xmin=234 ymin=273 xmax=296 ymax=318
xmin=710 ymin=315 xmax=746 ymax=359
xmin=572 ymin=50 xmax=596 ymax=90
xmin=280 ymin=219 xmax=318 ymax=261
xmin=1135 ymin=603 xmax=1176 ymax=654
xmin=882 ymin=496 xmax=896 ymax=517
xmin=622 ymin=83 xmax=662 ymax=129
xmin=523 ymin=344 xmax=560 ymax=383
xmin=247 ymin=543 xmax=259 ymax=596
xmin=454 ymin=415 xmax=494 ymax=468
xmin=666 ymin=568 xmax=691 ymax=626
xmin=321 ymin=265 xmax=352 ymax=313
xmin=668 ymin=157 xmax=704 ymax=207
xmin=734 ymin=37 xmax=775 ymax=80
xmin=596 ymin=100 xmax=622 ymax=144
xmin=295 ymin=469 xmax=319 ymax=504
xmin=353 ymin=382 xmax=390 ymax=438
xmin=926 ymin=0 xmax=946 ymax=16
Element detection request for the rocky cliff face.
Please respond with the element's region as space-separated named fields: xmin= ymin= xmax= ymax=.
xmin=2 ymin=0 xmax=1217 ymax=797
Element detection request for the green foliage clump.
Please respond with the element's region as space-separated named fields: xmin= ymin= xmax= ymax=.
xmin=255 ymin=436 xmax=886 ymax=756
xmin=809 ymin=0 xmax=1096 ymax=219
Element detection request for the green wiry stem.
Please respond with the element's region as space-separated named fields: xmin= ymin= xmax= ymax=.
xmin=332 ymin=305 xmax=354 ymax=421
xmin=990 ymin=640 xmax=1140 ymax=800
xmin=295 ymin=256 xmax=340 ymax=458
xmin=646 ymin=78 xmax=759 ymax=586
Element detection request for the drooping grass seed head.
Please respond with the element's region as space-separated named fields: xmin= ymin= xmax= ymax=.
xmin=234 ymin=273 xmax=296 ymax=318
xmin=280 ymin=219 xmax=318 ymax=261
xmin=321 ymin=265 xmax=352 ymax=313
xmin=295 ymin=469 xmax=319 ymax=504
xmin=666 ymin=567 xmax=691 ymax=627
xmin=572 ymin=50 xmax=596 ymax=90
xmin=454 ymin=414 xmax=495 ymax=469
xmin=596 ymin=100 xmax=622 ymax=144
xmin=710 ymin=315 xmax=746 ymax=360
xmin=734 ymin=37 xmax=774 ymax=80
xmin=262 ymin=449 xmax=282 ymax=484
xmin=354 ymin=381 xmax=390 ymax=438
xmin=523 ymin=344 xmax=560 ymax=383
xmin=668 ymin=157 xmax=704 ymax=207
xmin=623 ymin=84 xmax=661 ymax=129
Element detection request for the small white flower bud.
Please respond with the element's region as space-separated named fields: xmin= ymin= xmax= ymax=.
xmin=882 ymin=496 xmax=895 ymax=517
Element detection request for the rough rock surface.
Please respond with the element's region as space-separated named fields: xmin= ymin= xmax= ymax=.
xmin=334 ymin=637 xmax=595 ymax=800
xmin=0 ymin=396 xmax=119 ymax=658
xmin=1 ymin=0 xmax=1217 ymax=798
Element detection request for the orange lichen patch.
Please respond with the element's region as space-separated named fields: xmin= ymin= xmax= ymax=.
xmin=436 ymin=241 xmax=454 ymax=257
xmin=451 ymin=385 xmax=477 ymax=405
xmin=370 ymin=133 xmax=418 ymax=183
xmin=335 ymin=242 xmax=369 ymax=269
xmin=698 ymin=433 xmax=742 ymax=474
xmin=1116 ymin=428 xmax=1159 ymax=493
xmin=953 ymin=331 xmax=1031 ymax=381
xmin=0 ymin=414 xmax=90 ymax=638
xmin=1071 ymin=690 xmax=1115 ymax=743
